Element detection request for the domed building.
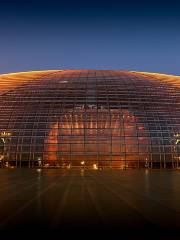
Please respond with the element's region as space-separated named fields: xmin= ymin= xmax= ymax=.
xmin=0 ymin=70 xmax=180 ymax=169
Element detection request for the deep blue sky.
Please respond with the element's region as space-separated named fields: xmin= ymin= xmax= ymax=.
xmin=0 ymin=0 xmax=180 ymax=75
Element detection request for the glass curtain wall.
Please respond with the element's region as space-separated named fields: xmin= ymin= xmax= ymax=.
xmin=0 ymin=70 xmax=179 ymax=168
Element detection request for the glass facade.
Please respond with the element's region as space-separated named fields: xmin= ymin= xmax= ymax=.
xmin=0 ymin=70 xmax=180 ymax=168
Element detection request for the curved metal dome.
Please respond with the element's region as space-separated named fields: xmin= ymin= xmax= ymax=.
xmin=0 ymin=70 xmax=180 ymax=168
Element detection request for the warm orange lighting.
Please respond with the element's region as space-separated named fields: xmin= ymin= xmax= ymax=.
xmin=1 ymin=69 xmax=178 ymax=168
xmin=0 ymin=131 xmax=11 ymax=137
xmin=93 ymin=164 xmax=98 ymax=170
xmin=44 ymin=109 xmax=149 ymax=168
xmin=131 ymin=71 xmax=180 ymax=88
xmin=175 ymin=134 xmax=180 ymax=137
xmin=0 ymin=70 xmax=63 ymax=93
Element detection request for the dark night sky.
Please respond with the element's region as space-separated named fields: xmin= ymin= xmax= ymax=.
xmin=0 ymin=0 xmax=180 ymax=75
